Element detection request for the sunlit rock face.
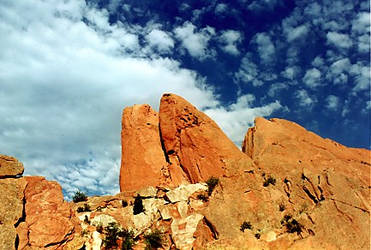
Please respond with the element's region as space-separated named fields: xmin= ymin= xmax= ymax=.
xmin=1 ymin=94 xmax=370 ymax=249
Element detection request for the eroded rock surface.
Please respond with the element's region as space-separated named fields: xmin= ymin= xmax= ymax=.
xmin=202 ymin=117 xmax=370 ymax=249
xmin=0 ymin=154 xmax=24 ymax=177
xmin=158 ymin=93 xmax=249 ymax=183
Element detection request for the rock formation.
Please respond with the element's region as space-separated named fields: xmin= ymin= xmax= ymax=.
xmin=1 ymin=94 xmax=370 ymax=249
xmin=120 ymin=93 xmax=250 ymax=192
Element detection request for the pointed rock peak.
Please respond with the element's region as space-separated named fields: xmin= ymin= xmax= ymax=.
xmin=120 ymin=103 xmax=187 ymax=192
xmin=159 ymin=93 xmax=249 ymax=183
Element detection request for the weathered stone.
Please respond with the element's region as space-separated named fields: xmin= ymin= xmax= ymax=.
xmin=0 ymin=154 xmax=24 ymax=177
xmin=120 ymin=104 xmax=187 ymax=192
xmin=0 ymin=177 xmax=26 ymax=250
xmin=19 ymin=176 xmax=74 ymax=249
xmin=171 ymin=213 xmax=204 ymax=250
xmin=159 ymin=93 xmax=249 ymax=183
xmin=202 ymin=117 xmax=370 ymax=249
xmin=136 ymin=186 xmax=157 ymax=198
xmin=165 ymin=183 xmax=208 ymax=203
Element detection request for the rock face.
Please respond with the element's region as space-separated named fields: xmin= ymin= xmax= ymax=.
xmin=120 ymin=104 xmax=186 ymax=192
xmin=159 ymin=93 xmax=248 ymax=183
xmin=17 ymin=176 xmax=75 ymax=249
xmin=120 ymin=94 xmax=250 ymax=192
xmin=0 ymin=154 xmax=24 ymax=177
xmin=203 ymin=117 xmax=370 ymax=249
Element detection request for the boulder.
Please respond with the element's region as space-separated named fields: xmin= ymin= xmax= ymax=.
xmin=120 ymin=104 xmax=186 ymax=192
xmin=0 ymin=177 xmax=27 ymax=250
xmin=159 ymin=93 xmax=249 ymax=183
xmin=0 ymin=154 xmax=24 ymax=177
xmin=17 ymin=176 xmax=74 ymax=249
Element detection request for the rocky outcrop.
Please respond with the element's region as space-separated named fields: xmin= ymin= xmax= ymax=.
xmin=0 ymin=154 xmax=24 ymax=177
xmin=120 ymin=94 xmax=250 ymax=192
xmin=120 ymin=104 xmax=186 ymax=192
xmin=202 ymin=117 xmax=370 ymax=249
xmin=17 ymin=176 xmax=75 ymax=249
xmin=159 ymin=93 xmax=249 ymax=183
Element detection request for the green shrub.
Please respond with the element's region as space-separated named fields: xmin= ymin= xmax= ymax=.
xmin=240 ymin=221 xmax=252 ymax=232
xmin=144 ymin=229 xmax=163 ymax=250
xmin=263 ymin=176 xmax=276 ymax=187
xmin=77 ymin=203 xmax=91 ymax=213
xmin=73 ymin=191 xmax=88 ymax=203
xmin=133 ymin=195 xmax=145 ymax=215
xmin=121 ymin=228 xmax=135 ymax=250
xmin=206 ymin=177 xmax=219 ymax=196
xmin=254 ymin=233 xmax=261 ymax=239
xmin=103 ymin=222 xmax=122 ymax=249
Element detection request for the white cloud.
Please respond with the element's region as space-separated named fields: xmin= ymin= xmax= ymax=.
xmin=247 ymin=0 xmax=280 ymax=12
xmin=146 ymin=29 xmax=174 ymax=54
xmin=351 ymin=12 xmax=370 ymax=34
xmin=281 ymin=66 xmax=301 ymax=82
xmin=254 ymin=32 xmax=275 ymax=64
xmin=287 ymin=24 xmax=309 ymax=42
xmin=218 ymin=30 xmax=242 ymax=55
xmin=326 ymin=32 xmax=353 ymax=49
xmin=0 ymin=0 xmax=285 ymax=199
xmin=311 ymin=56 xmax=325 ymax=68
xmin=215 ymin=3 xmax=228 ymax=14
xmin=302 ymin=68 xmax=321 ymax=88
xmin=326 ymin=58 xmax=351 ymax=85
xmin=174 ymin=21 xmax=215 ymax=60
xmin=325 ymin=95 xmax=340 ymax=111
xmin=268 ymin=83 xmax=289 ymax=97
xmin=234 ymin=55 xmax=263 ymax=86
xmin=349 ymin=63 xmax=370 ymax=93
xmin=295 ymin=89 xmax=315 ymax=108
xmin=205 ymin=95 xmax=283 ymax=146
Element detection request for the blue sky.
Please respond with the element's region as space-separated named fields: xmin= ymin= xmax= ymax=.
xmin=0 ymin=0 xmax=369 ymax=198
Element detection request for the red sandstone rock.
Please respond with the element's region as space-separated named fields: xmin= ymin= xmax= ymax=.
xmin=202 ymin=117 xmax=370 ymax=249
xmin=17 ymin=176 xmax=74 ymax=249
xmin=159 ymin=93 xmax=248 ymax=183
xmin=120 ymin=104 xmax=187 ymax=192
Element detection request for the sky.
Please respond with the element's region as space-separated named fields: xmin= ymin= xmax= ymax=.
xmin=0 ymin=0 xmax=369 ymax=199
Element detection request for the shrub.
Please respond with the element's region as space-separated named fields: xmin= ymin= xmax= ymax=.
xmin=254 ymin=233 xmax=261 ymax=239
xmin=144 ymin=229 xmax=163 ymax=250
xmin=197 ymin=194 xmax=208 ymax=202
xmin=133 ymin=195 xmax=145 ymax=215
xmin=96 ymin=223 xmax=103 ymax=233
xmin=281 ymin=214 xmax=303 ymax=234
xmin=103 ymin=222 xmax=121 ymax=249
xmin=279 ymin=203 xmax=285 ymax=212
xmin=240 ymin=221 xmax=252 ymax=232
xmin=122 ymin=200 xmax=128 ymax=207
xmin=77 ymin=203 xmax=91 ymax=213
xmin=84 ymin=215 xmax=90 ymax=224
xmin=206 ymin=177 xmax=219 ymax=196
xmin=121 ymin=228 xmax=135 ymax=250
xmin=73 ymin=191 xmax=88 ymax=203
xmin=263 ymin=176 xmax=276 ymax=187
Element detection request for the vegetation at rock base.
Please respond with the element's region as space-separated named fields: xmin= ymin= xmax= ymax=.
xmin=73 ymin=190 xmax=88 ymax=203
xmin=279 ymin=203 xmax=286 ymax=212
xmin=263 ymin=175 xmax=276 ymax=187
xmin=281 ymin=215 xmax=303 ymax=234
xmin=103 ymin=222 xmax=135 ymax=250
xmin=133 ymin=195 xmax=145 ymax=215
xmin=206 ymin=177 xmax=219 ymax=196
xmin=144 ymin=229 xmax=163 ymax=250
xmin=77 ymin=203 xmax=91 ymax=213
xmin=240 ymin=221 xmax=252 ymax=232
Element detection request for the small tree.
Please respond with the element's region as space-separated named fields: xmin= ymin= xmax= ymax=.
xmin=133 ymin=195 xmax=145 ymax=215
xmin=144 ymin=229 xmax=163 ymax=250
xmin=206 ymin=177 xmax=219 ymax=196
xmin=73 ymin=191 xmax=88 ymax=203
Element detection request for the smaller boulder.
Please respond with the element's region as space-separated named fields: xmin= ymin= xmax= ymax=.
xmin=0 ymin=154 xmax=24 ymax=177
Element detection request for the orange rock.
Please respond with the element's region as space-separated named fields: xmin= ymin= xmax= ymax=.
xmin=159 ymin=93 xmax=248 ymax=183
xmin=0 ymin=154 xmax=24 ymax=177
xmin=120 ymin=104 xmax=186 ymax=192
xmin=18 ymin=176 xmax=74 ymax=249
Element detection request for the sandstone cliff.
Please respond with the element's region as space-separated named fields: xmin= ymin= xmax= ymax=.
xmin=1 ymin=93 xmax=369 ymax=250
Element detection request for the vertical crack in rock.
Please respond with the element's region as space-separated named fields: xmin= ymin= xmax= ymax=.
xmin=202 ymin=217 xmax=219 ymax=240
